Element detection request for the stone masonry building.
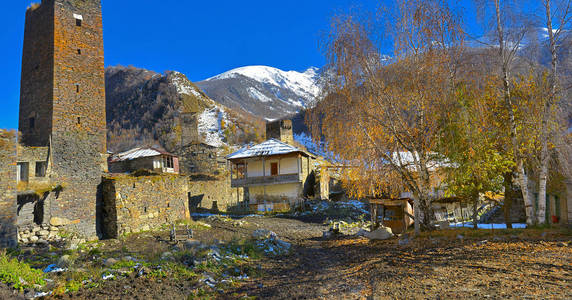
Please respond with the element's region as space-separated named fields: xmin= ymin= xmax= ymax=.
xmin=0 ymin=130 xmax=18 ymax=248
xmin=18 ymin=0 xmax=107 ymax=238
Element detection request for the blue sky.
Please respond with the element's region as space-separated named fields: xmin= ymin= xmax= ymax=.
xmin=1 ymin=0 xmax=487 ymax=130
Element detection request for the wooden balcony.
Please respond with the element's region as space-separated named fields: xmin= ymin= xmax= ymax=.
xmin=231 ymin=173 xmax=301 ymax=187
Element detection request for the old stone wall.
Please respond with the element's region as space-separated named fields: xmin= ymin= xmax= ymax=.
xmin=19 ymin=2 xmax=55 ymax=147
xmin=266 ymin=120 xmax=293 ymax=145
xmin=177 ymin=143 xmax=221 ymax=175
xmin=0 ymin=130 xmax=18 ymax=248
xmin=188 ymin=177 xmax=246 ymax=212
xmin=101 ymin=175 xmax=190 ymax=238
xmin=17 ymin=145 xmax=50 ymax=184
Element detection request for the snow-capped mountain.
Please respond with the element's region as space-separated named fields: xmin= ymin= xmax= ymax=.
xmin=196 ymin=66 xmax=320 ymax=120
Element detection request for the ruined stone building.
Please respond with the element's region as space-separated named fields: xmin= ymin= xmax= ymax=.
xmin=17 ymin=0 xmax=107 ymax=238
xmin=266 ymin=119 xmax=294 ymax=145
xmin=0 ymin=130 xmax=18 ymax=248
xmin=176 ymin=112 xmax=222 ymax=175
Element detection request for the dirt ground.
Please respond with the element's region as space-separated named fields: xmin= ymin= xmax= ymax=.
xmin=3 ymin=215 xmax=571 ymax=299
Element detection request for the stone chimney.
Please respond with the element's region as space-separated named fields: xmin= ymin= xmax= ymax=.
xmin=266 ymin=119 xmax=294 ymax=145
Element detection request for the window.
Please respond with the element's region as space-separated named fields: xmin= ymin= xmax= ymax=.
xmin=35 ymin=161 xmax=47 ymax=177
xmin=29 ymin=117 xmax=35 ymax=129
xmin=77 ymin=49 xmax=81 ymax=55
xmin=77 ymin=117 xmax=81 ymax=125
xmin=74 ymin=14 xmax=83 ymax=27
xmin=17 ymin=162 xmax=29 ymax=182
xmin=164 ymin=156 xmax=174 ymax=169
xmin=236 ymin=163 xmax=246 ymax=179
xmin=76 ymin=84 xmax=80 ymax=93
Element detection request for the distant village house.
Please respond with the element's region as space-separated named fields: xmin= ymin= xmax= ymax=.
xmin=227 ymin=120 xmax=317 ymax=212
xmin=108 ymin=147 xmax=179 ymax=174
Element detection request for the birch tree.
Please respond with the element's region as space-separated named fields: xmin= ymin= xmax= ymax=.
xmin=537 ymin=0 xmax=572 ymax=224
xmin=309 ymin=0 xmax=464 ymax=234
xmin=475 ymin=0 xmax=537 ymax=225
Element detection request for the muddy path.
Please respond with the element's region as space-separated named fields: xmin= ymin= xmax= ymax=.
xmin=4 ymin=216 xmax=571 ymax=299
xmin=226 ymin=218 xmax=572 ymax=299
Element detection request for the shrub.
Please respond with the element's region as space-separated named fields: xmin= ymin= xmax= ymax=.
xmin=0 ymin=251 xmax=46 ymax=291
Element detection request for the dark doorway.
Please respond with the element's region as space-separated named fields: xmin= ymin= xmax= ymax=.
xmin=188 ymin=193 xmax=204 ymax=212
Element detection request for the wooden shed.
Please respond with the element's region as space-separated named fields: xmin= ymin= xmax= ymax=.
xmin=368 ymin=198 xmax=414 ymax=234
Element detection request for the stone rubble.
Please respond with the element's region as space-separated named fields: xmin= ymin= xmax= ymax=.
xmin=18 ymin=224 xmax=63 ymax=245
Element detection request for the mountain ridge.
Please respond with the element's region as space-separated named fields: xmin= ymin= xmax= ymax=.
xmin=197 ymin=65 xmax=320 ymax=120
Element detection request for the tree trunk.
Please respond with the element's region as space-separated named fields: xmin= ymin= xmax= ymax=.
xmin=494 ymin=0 xmax=535 ymax=225
xmin=518 ymin=162 xmax=534 ymax=225
xmin=472 ymin=193 xmax=479 ymax=230
xmin=414 ymin=196 xmax=420 ymax=236
xmin=503 ymin=172 xmax=513 ymax=229
xmin=418 ymin=194 xmax=435 ymax=230
xmin=538 ymin=0 xmax=559 ymax=225
xmin=538 ymin=160 xmax=548 ymax=224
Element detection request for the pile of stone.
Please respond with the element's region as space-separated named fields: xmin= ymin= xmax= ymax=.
xmin=325 ymin=220 xmax=372 ymax=236
xmin=357 ymin=226 xmax=394 ymax=240
xmin=252 ymin=229 xmax=291 ymax=256
xmin=18 ymin=224 xmax=62 ymax=245
xmin=206 ymin=215 xmax=247 ymax=227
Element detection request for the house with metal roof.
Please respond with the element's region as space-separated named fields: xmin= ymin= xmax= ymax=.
xmin=226 ymin=138 xmax=316 ymax=212
xmin=108 ymin=147 xmax=179 ymax=174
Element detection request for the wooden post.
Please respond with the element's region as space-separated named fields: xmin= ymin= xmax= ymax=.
xmin=262 ymin=158 xmax=266 ymax=212
xmin=402 ymin=203 xmax=407 ymax=233
xmin=370 ymin=202 xmax=375 ymax=231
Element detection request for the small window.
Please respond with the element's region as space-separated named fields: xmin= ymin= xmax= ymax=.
xmin=35 ymin=161 xmax=47 ymax=177
xmin=77 ymin=117 xmax=81 ymax=125
xmin=29 ymin=117 xmax=35 ymax=129
xmin=74 ymin=14 xmax=83 ymax=27
xmin=77 ymin=49 xmax=81 ymax=55
xmin=163 ymin=156 xmax=174 ymax=169
xmin=18 ymin=162 xmax=29 ymax=182
xmin=76 ymin=84 xmax=80 ymax=93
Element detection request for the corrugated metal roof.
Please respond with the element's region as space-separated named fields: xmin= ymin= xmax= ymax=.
xmin=226 ymin=139 xmax=308 ymax=160
xmin=109 ymin=147 xmax=174 ymax=162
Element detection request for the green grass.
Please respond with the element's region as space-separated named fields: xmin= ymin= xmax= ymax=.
xmin=109 ymin=260 xmax=138 ymax=269
xmin=0 ymin=251 xmax=46 ymax=291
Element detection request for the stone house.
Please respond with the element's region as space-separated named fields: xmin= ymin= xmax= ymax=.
xmin=108 ymin=147 xmax=180 ymax=174
xmin=16 ymin=144 xmax=50 ymax=184
xmin=177 ymin=142 xmax=223 ymax=174
xmin=227 ymin=139 xmax=316 ymax=212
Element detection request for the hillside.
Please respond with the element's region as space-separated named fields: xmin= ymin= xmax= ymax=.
xmin=105 ymin=65 xmax=264 ymax=153
xmin=196 ymin=66 xmax=320 ymax=120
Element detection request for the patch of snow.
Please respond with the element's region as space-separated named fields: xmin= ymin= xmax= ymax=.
xmin=227 ymin=139 xmax=307 ymax=159
xmin=294 ymin=132 xmax=332 ymax=159
xmin=247 ymin=87 xmax=272 ymax=103
xmin=170 ymin=71 xmax=206 ymax=99
xmin=33 ymin=292 xmax=52 ymax=298
xmin=198 ymin=106 xmax=228 ymax=147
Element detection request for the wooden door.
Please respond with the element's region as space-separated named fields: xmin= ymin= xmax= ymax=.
xmin=271 ymin=162 xmax=278 ymax=176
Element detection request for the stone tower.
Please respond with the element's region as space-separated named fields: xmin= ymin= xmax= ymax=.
xmin=19 ymin=0 xmax=106 ymax=238
xmin=266 ymin=119 xmax=294 ymax=145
